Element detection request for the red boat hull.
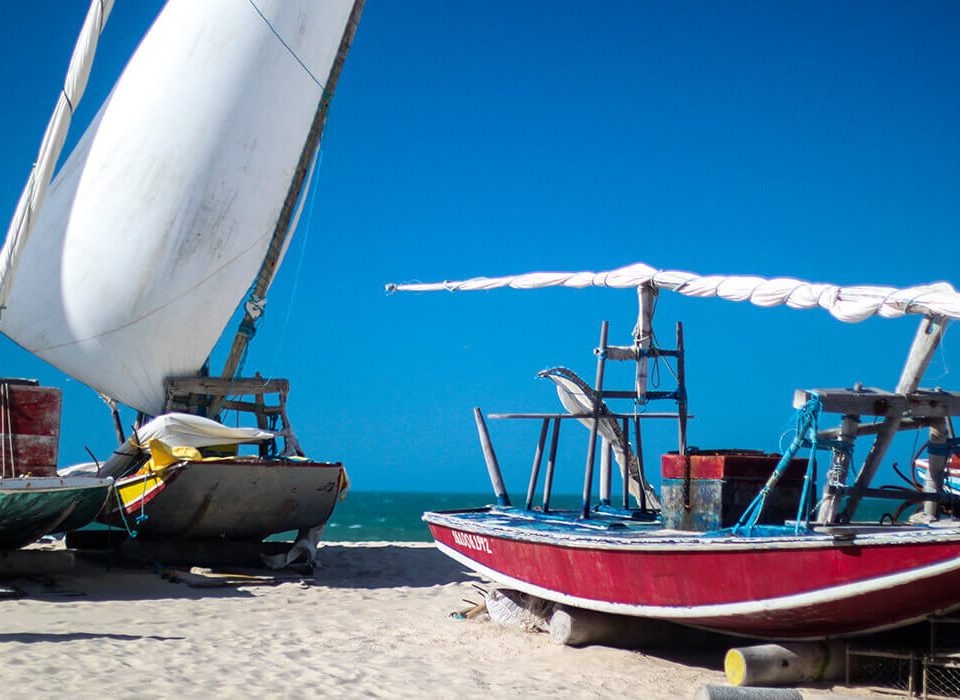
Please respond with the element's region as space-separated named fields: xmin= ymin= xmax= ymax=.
xmin=425 ymin=509 xmax=960 ymax=639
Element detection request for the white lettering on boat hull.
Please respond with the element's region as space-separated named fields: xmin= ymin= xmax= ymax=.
xmin=451 ymin=529 xmax=493 ymax=554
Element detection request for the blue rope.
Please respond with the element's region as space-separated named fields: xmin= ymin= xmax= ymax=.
xmin=928 ymin=438 xmax=960 ymax=457
xmin=111 ymin=481 xmax=138 ymax=539
xmin=734 ymin=396 xmax=822 ymax=534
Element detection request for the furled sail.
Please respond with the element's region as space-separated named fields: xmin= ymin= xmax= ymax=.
xmin=386 ymin=262 xmax=960 ymax=323
xmin=0 ymin=0 xmax=358 ymax=415
xmin=0 ymin=0 xmax=114 ymax=308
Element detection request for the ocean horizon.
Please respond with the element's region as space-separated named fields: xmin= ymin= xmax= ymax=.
xmin=323 ymin=490 xmax=584 ymax=542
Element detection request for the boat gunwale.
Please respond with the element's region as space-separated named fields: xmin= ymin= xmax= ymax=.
xmin=423 ymin=507 xmax=960 ymax=552
xmin=0 ymin=476 xmax=114 ymax=493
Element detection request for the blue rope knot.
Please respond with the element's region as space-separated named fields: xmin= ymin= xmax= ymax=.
xmin=135 ymin=513 xmax=150 ymax=525
xmin=239 ymin=317 xmax=257 ymax=339
xmin=928 ymin=438 xmax=960 ymax=457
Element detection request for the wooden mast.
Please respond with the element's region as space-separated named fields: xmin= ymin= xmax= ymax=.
xmin=840 ymin=314 xmax=948 ymax=521
xmin=214 ymin=0 xmax=365 ymax=400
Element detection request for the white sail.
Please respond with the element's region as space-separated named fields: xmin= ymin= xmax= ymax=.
xmin=387 ymin=262 xmax=960 ymax=323
xmin=0 ymin=0 xmax=356 ymax=415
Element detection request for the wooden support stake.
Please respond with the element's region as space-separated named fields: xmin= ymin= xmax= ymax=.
xmin=676 ymin=321 xmax=688 ymax=457
xmin=924 ymin=419 xmax=950 ymax=518
xmin=542 ymin=417 xmax=560 ymax=513
xmin=623 ymin=417 xmax=632 ymax=510
xmin=581 ymin=321 xmax=609 ymax=519
xmin=474 ymin=408 xmax=510 ymax=507
xmin=816 ymin=413 xmax=859 ymax=524
xmin=599 ymin=440 xmax=613 ymax=506
xmin=844 ymin=315 xmax=948 ymax=520
xmin=724 ymin=642 xmax=845 ymax=687
xmin=634 ymin=285 xmax=657 ymax=402
xmin=111 ymin=404 xmax=125 ymax=446
xmin=525 ymin=418 xmax=549 ymax=510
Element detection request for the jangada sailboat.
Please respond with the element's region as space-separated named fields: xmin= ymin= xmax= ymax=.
xmin=0 ymin=0 xmax=364 ymax=560
xmin=388 ymin=263 xmax=960 ymax=639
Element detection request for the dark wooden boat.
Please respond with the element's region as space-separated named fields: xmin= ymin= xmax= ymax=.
xmin=0 ymin=381 xmax=111 ymax=549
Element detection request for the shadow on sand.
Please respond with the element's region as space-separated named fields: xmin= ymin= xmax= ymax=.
xmin=0 ymin=632 xmax=185 ymax=644
xmin=0 ymin=543 xmax=473 ymax=602
xmin=313 ymin=543 xmax=476 ymax=589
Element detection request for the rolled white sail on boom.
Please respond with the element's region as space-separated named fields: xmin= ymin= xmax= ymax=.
xmin=386 ymin=262 xmax=960 ymax=323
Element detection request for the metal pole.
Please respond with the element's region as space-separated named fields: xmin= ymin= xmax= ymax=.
xmin=474 ymin=407 xmax=510 ymax=507
xmin=542 ymin=417 xmax=561 ymax=513
xmin=581 ymin=321 xmax=609 ymax=519
xmin=525 ymin=418 xmax=549 ymax=510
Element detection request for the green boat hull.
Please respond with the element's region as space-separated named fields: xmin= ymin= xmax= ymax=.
xmin=0 ymin=477 xmax=113 ymax=549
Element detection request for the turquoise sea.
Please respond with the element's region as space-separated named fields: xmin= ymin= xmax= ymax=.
xmin=324 ymin=491 xmax=586 ymax=542
xmin=323 ymin=491 xmax=908 ymax=542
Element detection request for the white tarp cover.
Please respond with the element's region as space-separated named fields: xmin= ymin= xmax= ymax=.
xmin=387 ymin=263 xmax=960 ymax=323
xmin=60 ymin=412 xmax=275 ymax=479
xmin=0 ymin=0 xmax=355 ymax=414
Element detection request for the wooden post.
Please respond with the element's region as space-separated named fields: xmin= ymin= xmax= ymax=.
xmin=634 ymin=285 xmax=657 ymax=403
xmin=725 ymin=642 xmax=845 ymax=687
xmin=599 ymin=440 xmax=613 ymax=506
xmin=542 ymin=417 xmax=560 ymax=512
xmin=924 ymin=419 xmax=950 ymax=518
xmin=623 ymin=417 xmax=633 ymax=509
xmin=524 ymin=418 xmax=549 ymax=510
xmin=581 ymin=321 xmax=609 ymax=519
xmin=816 ymin=413 xmax=859 ymax=524
xmin=474 ymin=408 xmax=510 ymax=507
xmin=110 ymin=404 xmax=125 ymax=446
xmin=843 ymin=315 xmax=948 ymax=520
xmin=676 ymin=321 xmax=688 ymax=457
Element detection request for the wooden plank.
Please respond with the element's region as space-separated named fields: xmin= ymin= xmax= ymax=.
xmin=602 ymin=346 xmax=682 ymax=362
xmin=219 ymin=400 xmax=282 ymax=415
xmin=166 ymin=377 xmax=290 ymax=397
xmin=818 ymin=416 xmax=938 ymax=439
xmin=793 ymin=387 xmax=960 ymax=417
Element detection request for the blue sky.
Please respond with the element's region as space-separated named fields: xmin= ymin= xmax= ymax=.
xmin=0 ymin=2 xmax=958 ymax=498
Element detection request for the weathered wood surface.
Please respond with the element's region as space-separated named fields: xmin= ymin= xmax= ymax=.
xmin=581 ymin=322 xmax=609 ymax=518
xmin=724 ymin=642 xmax=844 ymax=687
xmin=793 ymin=387 xmax=960 ymax=417
xmin=524 ymin=419 xmax=549 ymax=510
xmin=166 ymin=376 xmax=290 ymax=397
xmin=924 ymin=419 xmax=950 ymax=517
xmin=818 ymin=416 xmax=938 ymax=439
xmin=817 ymin=413 xmax=859 ymax=524
xmin=0 ymin=383 xmax=61 ymax=477
xmin=474 ymin=408 xmax=509 ymax=507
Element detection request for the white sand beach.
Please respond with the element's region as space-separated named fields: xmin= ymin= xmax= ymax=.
xmin=0 ymin=543 xmax=881 ymax=699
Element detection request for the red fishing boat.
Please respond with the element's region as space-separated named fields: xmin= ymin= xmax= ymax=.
xmin=393 ymin=263 xmax=960 ymax=639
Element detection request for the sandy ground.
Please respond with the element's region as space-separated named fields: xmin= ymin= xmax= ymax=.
xmin=0 ymin=542 xmax=882 ymax=699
